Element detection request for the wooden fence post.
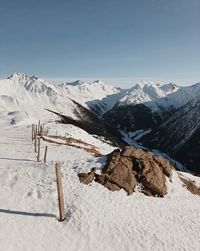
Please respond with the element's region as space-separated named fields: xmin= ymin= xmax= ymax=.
xmin=34 ymin=135 xmax=37 ymax=153
xmin=37 ymin=137 xmax=40 ymax=162
xmin=44 ymin=146 xmax=48 ymax=163
xmin=32 ymin=124 xmax=34 ymax=141
xmin=55 ymin=163 xmax=65 ymax=222
xmin=35 ymin=126 xmax=37 ymax=139
xmin=38 ymin=120 xmax=40 ymax=135
xmin=40 ymin=125 xmax=43 ymax=136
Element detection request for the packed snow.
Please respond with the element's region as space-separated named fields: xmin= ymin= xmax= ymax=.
xmin=0 ymin=122 xmax=200 ymax=251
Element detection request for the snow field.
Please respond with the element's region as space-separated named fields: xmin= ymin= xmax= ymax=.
xmin=0 ymin=124 xmax=200 ymax=251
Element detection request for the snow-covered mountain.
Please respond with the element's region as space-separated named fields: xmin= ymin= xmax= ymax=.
xmin=157 ymin=82 xmax=200 ymax=110
xmin=0 ymin=73 xmax=123 ymax=125
xmin=57 ymin=79 xmax=123 ymax=115
xmin=102 ymin=81 xmax=200 ymax=173
xmin=0 ymin=73 xmax=181 ymax=122
xmin=1 ymin=72 xmax=200 ymax=173
xmin=117 ymin=81 xmax=178 ymax=109
xmin=140 ymin=97 xmax=200 ymax=173
xmin=58 ymin=79 xmax=121 ymax=103
xmin=0 ymin=73 xmax=79 ymax=125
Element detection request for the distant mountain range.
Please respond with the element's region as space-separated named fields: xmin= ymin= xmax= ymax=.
xmin=0 ymin=72 xmax=199 ymax=173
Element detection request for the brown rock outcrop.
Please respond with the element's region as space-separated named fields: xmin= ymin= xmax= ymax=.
xmin=78 ymin=168 xmax=96 ymax=185
xmin=139 ymin=159 xmax=167 ymax=196
xmin=95 ymin=174 xmax=121 ymax=191
xmin=78 ymin=146 xmax=174 ymax=197
xmin=99 ymin=153 xmax=137 ymax=195
xmin=179 ymin=174 xmax=200 ymax=195
xmin=154 ymin=156 xmax=174 ymax=177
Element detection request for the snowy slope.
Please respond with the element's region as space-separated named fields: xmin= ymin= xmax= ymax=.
xmin=0 ymin=123 xmax=200 ymax=251
xmin=0 ymin=73 xmax=124 ymax=124
xmin=1 ymin=74 xmax=200 ymax=250
xmin=0 ymin=73 xmax=79 ymax=124
xmin=157 ymin=82 xmax=200 ymax=110
xmin=58 ymin=79 xmax=121 ymax=105
xmin=45 ymin=122 xmax=116 ymax=155
xmin=58 ymin=80 xmax=124 ymax=114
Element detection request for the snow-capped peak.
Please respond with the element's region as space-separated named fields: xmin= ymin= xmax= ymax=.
xmin=158 ymin=82 xmax=200 ymax=109
xmin=1 ymin=73 xmax=125 ymax=117
xmin=8 ymin=72 xmax=30 ymax=81
xmin=7 ymin=72 xmax=57 ymax=95
xmin=1 ymin=72 xmax=200 ymax=126
xmin=7 ymin=72 xmax=41 ymax=83
xmin=58 ymin=78 xmax=122 ymax=109
xmin=117 ymin=81 xmax=175 ymax=107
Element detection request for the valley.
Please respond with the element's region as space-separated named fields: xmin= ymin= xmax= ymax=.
xmin=1 ymin=73 xmax=200 ymax=173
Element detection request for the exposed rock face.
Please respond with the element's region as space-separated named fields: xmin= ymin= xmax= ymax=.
xmin=95 ymin=174 xmax=121 ymax=192
xmin=78 ymin=146 xmax=174 ymax=197
xmin=179 ymin=174 xmax=200 ymax=196
xmin=121 ymin=146 xmax=169 ymax=196
xmin=101 ymin=152 xmax=137 ymax=195
xmin=139 ymin=159 xmax=167 ymax=196
xmin=78 ymin=168 xmax=96 ymax=185
xmin=154 ymin=156 xmax=173 ymax=177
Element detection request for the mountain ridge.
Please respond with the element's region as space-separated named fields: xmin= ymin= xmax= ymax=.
xmin=1 ymin=72 xmax=200 ymax=172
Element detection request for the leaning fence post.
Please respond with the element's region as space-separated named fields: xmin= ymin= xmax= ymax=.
xmin=44 ymin=146 xmax=48 ymax=163
xmin=55 ymin=162 xmax=65 ymax=222
xmin=37 ymin=137 xmax=40 ymax=162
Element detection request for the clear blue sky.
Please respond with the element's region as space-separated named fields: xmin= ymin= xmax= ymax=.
xmin=0 ymin=0 xmax=200 ymax=86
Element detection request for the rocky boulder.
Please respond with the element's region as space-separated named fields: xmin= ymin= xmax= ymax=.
xmin=78 ymin=146 xmax=174 ymax=197
xmin=78 ymin=168 xmax=96 ymax=185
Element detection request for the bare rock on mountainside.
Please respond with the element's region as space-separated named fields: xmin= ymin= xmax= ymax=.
xmin=78 ymin=146 xmax=175 ymax=197
xmin=179 ymin=174 xmax=200 ymax=196
xmin=95 ymin=173 xmax=121 ymax=191
xmin=100 ymin=150 xmax=138 ymax=195
xmin=139 ymin=158 xmax=167 ymax=196
xmin=154 ymin=155 xmax=173 ymax=177
xmin=78 ymin=168 xmax=96 ymax=185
